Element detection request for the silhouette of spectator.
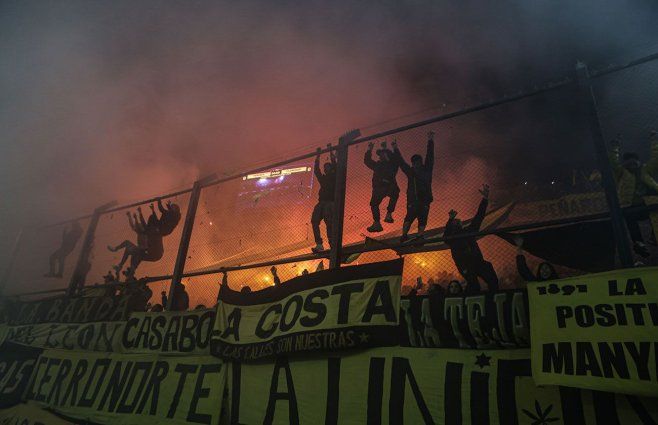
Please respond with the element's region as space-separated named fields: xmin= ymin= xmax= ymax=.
xmin=444 ymin=184 xmax=499 ymax=293
xmin=270 ymin=266 xmax=281 ymax=285
xmin=151 ymin=304 xmax=164 ymax=312
xmin=170 ymin=281 xmax=190 ymax=311
xmin=447 ymin=280 xmax=463 ymax=295
xmin=394 ymin=132 xmax=435 ymax=242
xmin=45 ymin=220 xmax=83 ymax=278
xmin=161 ymin=290 xmax=168 ymax=307
xmin=609 ymin=131 xmax=658 ymax=257
xmin=514 ymin=236 xmax=558 ymax=282
xmin=364 ymin=140 xmax=400 ymax=232
xmin=109 ymin=204 xmax=168 ymax=280
xmin=311 ymin=145 xmax=337 ymax=253
xmin=157 ymin=198 xmax=181 ymax=236
xmin=240 ymin=286 xmax=252 ymax=294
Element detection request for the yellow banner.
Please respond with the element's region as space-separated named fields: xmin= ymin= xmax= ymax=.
xmin=0 ymin=401 xmax=75 ymax=424
xmin=24 ymin=349 xmax=225 ymax=425
xmin=212 ymin=259 xmax=402 ymax=361
xmin=528 ymin=267 xmax=658 ymax=397
xmin=228 ymin=347 xmax=658 ymax=424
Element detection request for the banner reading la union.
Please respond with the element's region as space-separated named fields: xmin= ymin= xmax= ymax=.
xmin=211 ymin=259 xmax=402 ymax=361
xmin=528 ymin=266 xmax=658 ymax=397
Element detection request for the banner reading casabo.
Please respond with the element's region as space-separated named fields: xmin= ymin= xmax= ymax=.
xmin=528 ymin=267 xmax=658 ymax=397
xmin=212 ymin=259 xmax=402 ymax=361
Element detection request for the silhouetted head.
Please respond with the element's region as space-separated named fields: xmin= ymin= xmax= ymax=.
xmin=411 ymin=154 xmax=423 ymax=169
xmin=151 ymin=304 xmax=164 ymax=312
xmin=323 ymin=162 xmax=335 ymax=174
xmin=537 ymin=262 xmax=558 ymax=281
xmin=622 ymin=152 xmax=641 ymax=171
xmin=377 ymin=149 xmax=392 ymax=162
xmin=447 ymin=280 xmax=463 ymax=295
xmin=240 ymin=286 xmax=252 ymax=294
xmin=169 ymin=203 xmax=180 ymax=213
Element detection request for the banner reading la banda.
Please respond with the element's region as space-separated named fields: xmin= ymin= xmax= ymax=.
xmin=528 ymin=266 xmax=658 ymax=397
xmin=211 ymin=259 xmax=402 ymax=361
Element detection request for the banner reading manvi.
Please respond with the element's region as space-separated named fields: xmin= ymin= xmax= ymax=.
xmin=528 ymin=267 xmax=658 ymax=397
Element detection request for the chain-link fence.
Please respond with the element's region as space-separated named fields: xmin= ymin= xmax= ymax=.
xmin=2 ymin=53 xmax=658 ymax=307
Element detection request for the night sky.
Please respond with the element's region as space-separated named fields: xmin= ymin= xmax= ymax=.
xmin=1 ymin=0 xmax=658 ymax=262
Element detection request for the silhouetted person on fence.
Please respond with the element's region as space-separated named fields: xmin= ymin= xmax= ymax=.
xmin=311 ymin=145 xmax=337 ymax=253
xmin=609 ymin=131 xmax=658 ymax=257
xmin=444 ymin=184 xmax=499 ymax=293
xmin=270 ymin=266 xmax=281 ymax=285
xmin=45 ymin=220 xmax=83 ymax=278
xmin=170 ymin=281 xmax=190 ymax=311
xmin=514 ymin=236 xmax=558 ymax=282
xmin=157 ymin=198 xmax=181 ymax=235
xmin=108 ymin=205 xmax=165 ymax=280
xmin=365 ymin=140 xmax=400 ymax=232
xmin=394 ymin=132 xmax=435 ymax=242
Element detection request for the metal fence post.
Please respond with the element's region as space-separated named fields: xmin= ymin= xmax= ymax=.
xmin=67 ymin=201 xmax=118 ymax=296
xmin=575 ymin=61 xmax=634 ymax=268
xmin=330 ymin=130 xmax=360 ymax=269
xmin=167 ymin=174 xmax=216 ymax=310
xmin=0 ymin=227 xmax=24 ymax=296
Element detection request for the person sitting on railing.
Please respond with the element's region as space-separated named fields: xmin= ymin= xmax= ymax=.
xmin=609 ymin=131 xmax=658 ymax=257
xmin=364 ymin=140 xmax=400 ymax=232
xmin=394 ymin=131 xmax=435 ymax=242
xmin=311 ymin=145 xmax=337 ymax=253
xmin=444 ymin=184 xmax=499 ymax=293
xmin=514 ymin=236 xmax=558 ymax=282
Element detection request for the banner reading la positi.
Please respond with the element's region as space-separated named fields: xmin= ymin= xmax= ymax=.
xmin=528 ymin=267 xmax=658 ymax=397
xmin=228 ymin=346 xmax=658 ymax=424
xmin=211 ymin=259 xmax=402 ymax=361
xmin=24 ymin=348 xmax=225 ymax=425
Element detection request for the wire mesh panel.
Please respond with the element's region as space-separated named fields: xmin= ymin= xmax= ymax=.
xmin=86 ymin=192 xmax=191 ymax=285
xmin=593 ymin=60 xmax=658 ymax=265
xmin=343 ymin=86 xmax=609 ymax=290
xmin=2 ymin=219 xmax=89 ymax=295
xmin=184 ymin=164 xmax=321 ymax=281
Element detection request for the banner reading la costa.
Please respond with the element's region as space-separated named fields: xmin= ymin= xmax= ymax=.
xmin=211 ymin=259 xmax=403 ymax=361
xmin=528 ymin=266 xmax=658 ymax=397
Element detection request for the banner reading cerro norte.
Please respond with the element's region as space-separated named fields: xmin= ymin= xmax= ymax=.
xmin=528 ymin=267 xmax=658 ymax=397
xmin=211 ymin=259 xmax=402 ymax=361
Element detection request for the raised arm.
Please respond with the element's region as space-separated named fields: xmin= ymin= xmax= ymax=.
xmin=467 ymin=185 xmax=489 ymax=232
xmin=393 ymin=141 xmax=411 ymax=174
xmin=425 ymin=131 xmax=435 ymax=170
xmin=127 ymin=212 xmax=136 ymax=231
xmin=327 ymin=143 xmax=337 ymax=166
xmin=364 ymin=142 xmax=376 ymax=170
xmin=137 ymin=207 xmax=147 ymax=229
xmin=516 ymin=254 xmax=536 ymax=281
xmin=157 ymin=198 xmax=166 ymax=214
xmin=314 ymin=148 xmax=323 ymax=180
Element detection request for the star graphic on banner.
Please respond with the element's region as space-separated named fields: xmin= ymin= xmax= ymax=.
xmin=475 ymin=353 xmax=491 ymax=369
xmin=359 ymin=332 xmax=370 ymax=344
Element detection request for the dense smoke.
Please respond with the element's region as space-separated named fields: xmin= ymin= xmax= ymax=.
xmin=1 ymin=0 xmax=657 ymax=264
